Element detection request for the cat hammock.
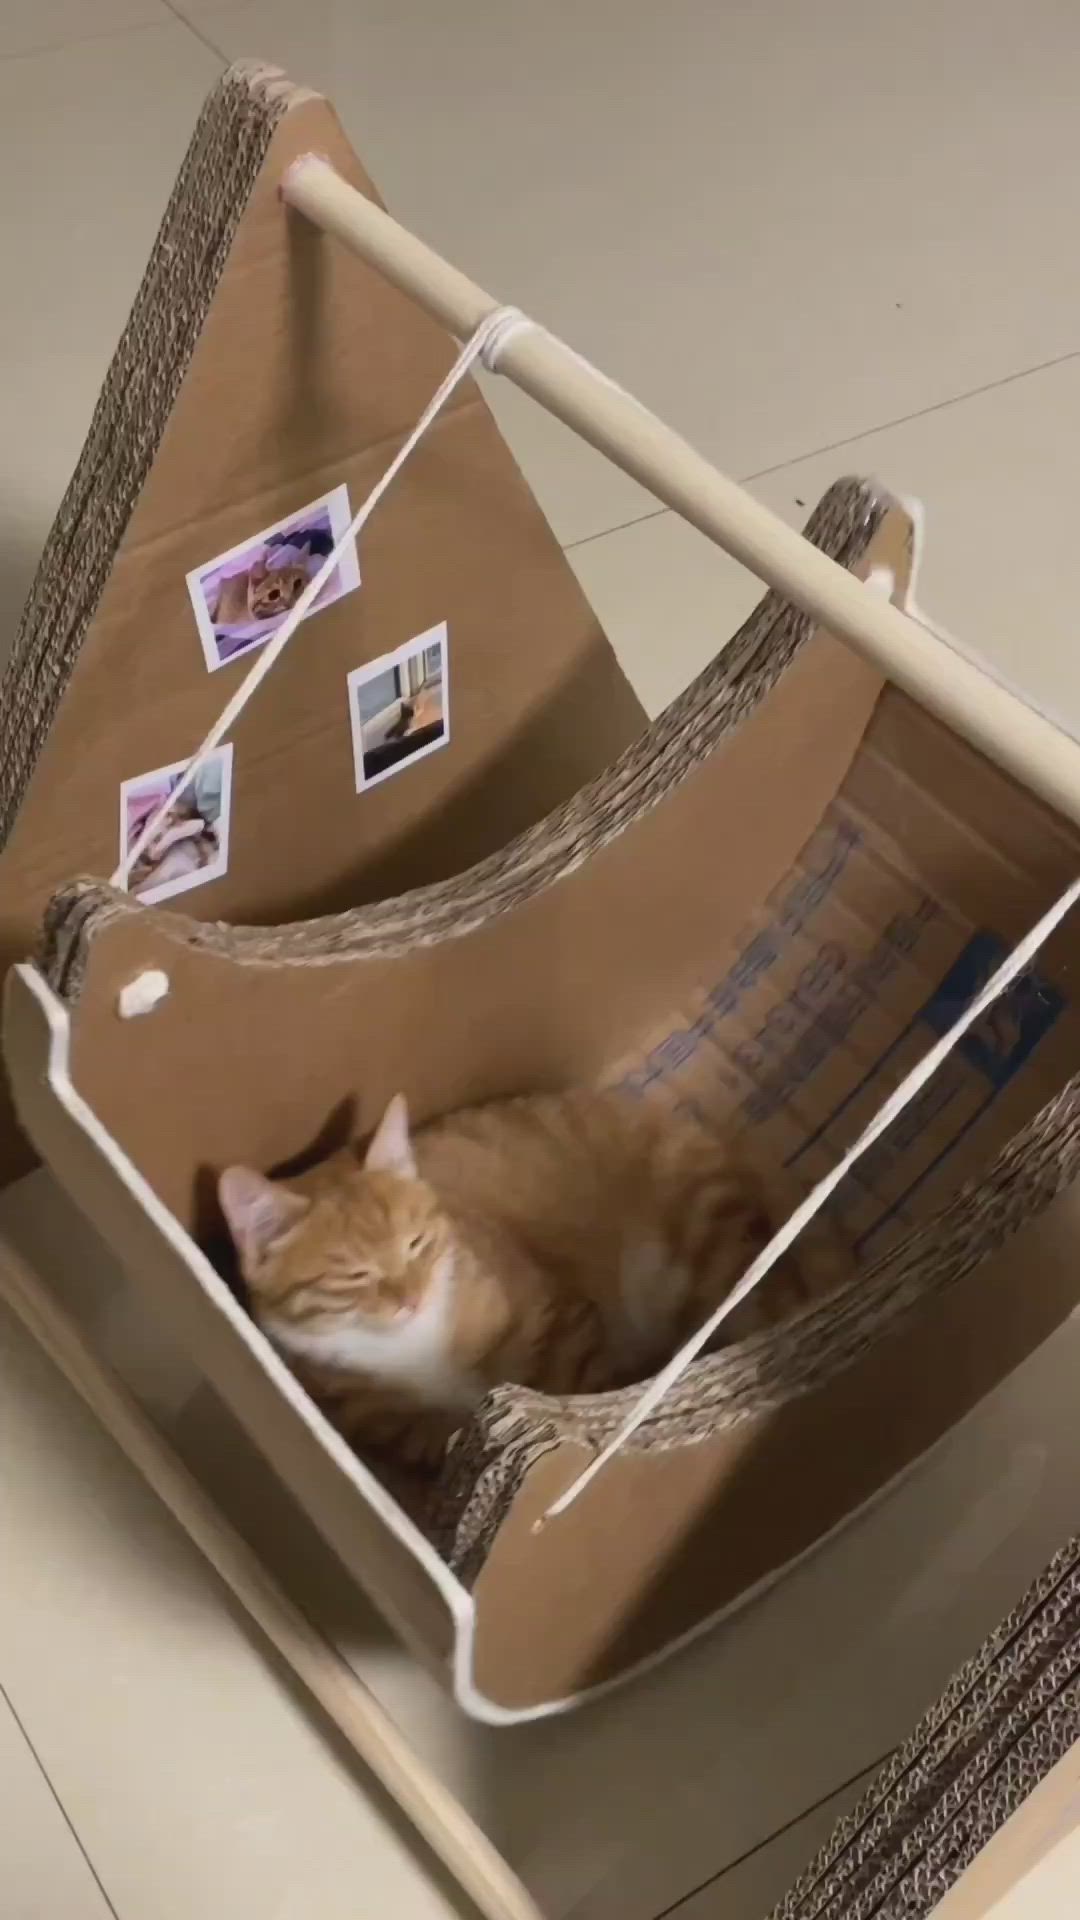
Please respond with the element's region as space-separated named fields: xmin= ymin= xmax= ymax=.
xmin=6 ymin=60 xmax=1080 ymax=1780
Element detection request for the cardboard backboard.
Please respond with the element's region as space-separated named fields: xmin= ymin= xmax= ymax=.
xmin=0 ymin=61 xmax=644 ymax=1185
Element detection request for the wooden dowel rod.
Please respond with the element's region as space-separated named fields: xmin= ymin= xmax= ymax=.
xmin=0 ymin=1239 xmax=542 ymax=1920
xmin=284 ymin=153 xmax=1080 ymax=832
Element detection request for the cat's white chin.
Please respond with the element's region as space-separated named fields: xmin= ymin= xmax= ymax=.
xmin=266 ymin=1254 xmax=479 ymax=1413
xmin=309 ymin=1302 xmax=414 ymax=1338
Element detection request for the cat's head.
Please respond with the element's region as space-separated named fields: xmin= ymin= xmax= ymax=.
xmin=247 ymin=546 xmax=311 ymax=621
xmin=218 ymin=1095 xmax=450 ymax=1347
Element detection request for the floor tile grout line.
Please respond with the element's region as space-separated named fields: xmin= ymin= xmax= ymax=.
xmin=562 ymin=342 xmax=1080 ymax=557
xmin=0 ymin=1680 xmax=122 ymax=1920
xmin=563 ymin=504 xmax=669 ymax=553
xmin=739 ymin=342 xmax=1080 ymax=487
xmin=0 ymin=11 xmax=181 ymax=65
xmin=651 ymin=1753 xmax=892 ymax=1920
xmin=159 ymin=0 xmax=228 ymax=61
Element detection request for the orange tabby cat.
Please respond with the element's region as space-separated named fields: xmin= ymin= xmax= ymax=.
xmin=219 ymin=1091 xmax=851 ymax=1468
xmin=210 ymin=545 xmax=311 ymax=626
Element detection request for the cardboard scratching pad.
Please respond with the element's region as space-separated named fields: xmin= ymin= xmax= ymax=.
xmin=771 ymin=1532 xmax=1080 ymax=1918
xmin=12 ymin=476 xmax=1080 ymax=1719
xmin=0 ymin=61 xmax=643 ymax=1184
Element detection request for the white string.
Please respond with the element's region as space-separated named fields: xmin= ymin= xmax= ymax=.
xmin=539 ymin=869 xmax=1080 ymax=1526
xmin=112 ymin=304 xmax=534 ymax=890
xmin=478 ymin=309 xmax=536 ymax=371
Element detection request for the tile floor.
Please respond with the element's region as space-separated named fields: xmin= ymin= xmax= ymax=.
xmin=4 ymin=2 xmax=1080 ymax=1915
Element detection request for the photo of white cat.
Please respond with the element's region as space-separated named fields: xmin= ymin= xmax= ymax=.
xmin=186 ymin=483 xmax=361 ymax=673
xmin=118 ymin=744 xmax=234 ymax=906
xmin=347 ymin=623 xmax=449 ymax=795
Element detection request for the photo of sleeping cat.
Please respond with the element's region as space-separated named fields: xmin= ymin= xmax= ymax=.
xmin=128 ymin=802 xmax=219 ymax=896
xmin=186 ymin=482 xmax=361 ymax=672
xmin=219 ymin=1088 xmax=852 ymax=1472
xmin=119 ymin=745 xmax=233 ymax=907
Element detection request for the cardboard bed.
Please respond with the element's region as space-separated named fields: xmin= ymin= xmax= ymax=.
xmin=4 ymin=57 xmax=1080 ymax=1752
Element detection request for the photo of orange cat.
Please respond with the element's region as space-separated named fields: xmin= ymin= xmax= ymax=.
xmin=186 ymin=482 xmax=361 ymax=672
xmin=219 ymin=1089 xmax=852 ymax=1470
xmin=209 ymin=547 xmax=311 ymax=628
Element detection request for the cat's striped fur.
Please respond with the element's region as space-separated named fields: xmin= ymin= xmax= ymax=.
xmin=219 ymin=1090 xmax=852 ymax=1470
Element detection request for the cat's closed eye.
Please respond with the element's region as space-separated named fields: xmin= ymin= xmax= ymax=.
xmin=405 ymin=1232 xmax=430 ymax=1257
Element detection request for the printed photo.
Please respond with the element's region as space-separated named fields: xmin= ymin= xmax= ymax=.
xmin=348 ymin=623 xmax=449 ymax=794
xmin=119 ymin=744 xmax=234 ymax=906
xmin=187 ymin=483 xmax=361 ymax=672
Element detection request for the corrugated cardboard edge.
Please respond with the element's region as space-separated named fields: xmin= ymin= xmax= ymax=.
xmin=0 ymin=61 xmax=315 ymax=849
xmin=770 ymin=1533 xmax=1080 ymax=1918
xmin=932 ymin=1740 xmax=1080 ymax=1918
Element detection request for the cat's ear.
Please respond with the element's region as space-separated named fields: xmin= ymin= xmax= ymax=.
xmin=248 ymin=555 xmax=267 ymax=583
xmin=364 ymin=1094 xmax=417 ymax=1178
xmin=294 ymin=541 xmax=312 ymax=561
xmin=218 ymin=1166 xmax=308 ymax=1267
